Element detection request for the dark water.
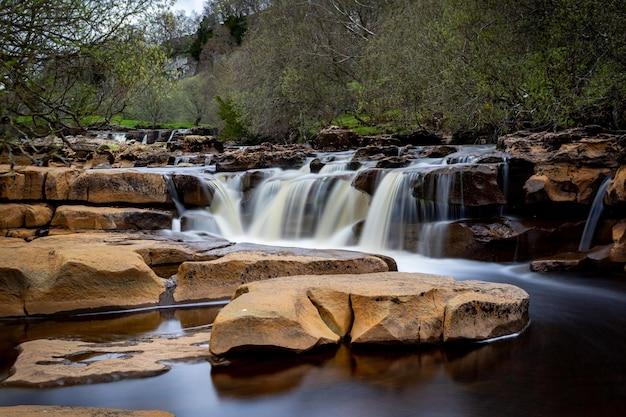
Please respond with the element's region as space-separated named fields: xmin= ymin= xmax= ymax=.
xmin=0 ymin=256 xmax=625 ymax=417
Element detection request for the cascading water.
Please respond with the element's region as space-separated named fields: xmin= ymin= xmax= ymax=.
xmin=578 ymin=176 xmax=612 ymax=251
xmin=164 ymin=145 xmax=505 ymax=256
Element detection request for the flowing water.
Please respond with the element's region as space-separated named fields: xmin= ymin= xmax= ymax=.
xmin=1 ymin=146 xmax=624 ymax=416
xmin=579 ymin=176 xmax=612 ymax=251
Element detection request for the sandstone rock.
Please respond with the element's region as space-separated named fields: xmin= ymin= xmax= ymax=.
xmin=413 ymin=164 xmax=506 ymax=207
xmin=375 ymin=156 xmax=412 ymax=168
xmin=311 ymin=127 xmax=360 ymax=151
xmin=4 ymin=331 xmax=210 ymax=387
xmin=44 ymin=167 xmax=81 ymax=200
xmin=0 ymin=166 xmax=47 ymax=200
xmin=352 ymin=168 xmax=385 ymax=195
xmin=606 ymin=165 xmax=626 ymax=206
xmin=411 ymin=145 xmax=458 ymax=159
xmin=51 ymin=205 xmax=173 ymax=230
xmin=175 ymin=250 xmax=391 ymax=302
xmin=215 ymin=144 xmax=308 ymax=172
xmin=116 ymin=144 xmax=170 ymax=167
xmin=392 ymin=130 xmax=442 ymax=146
xmin=64 ymin=170 xmax=170 ymax=204
xmin=209 ymin=273 xmax=529 ymax=356
xmin=0 ymin=203 xmax=53 ymax=228
xmin=524 ymin=164 xmax=610 ymax=204
xmin=0 ymin=406 xmax=174 ymax=417
xmin=171 ymin=173 xmax=214 ymax=207
xmin=352 ymin=146 xmax=399 ymax=161
xmin=175 ymin=135 xmax=224 ymax=153
xmin=530 ymin=252 xmax=589 ymax=272
xmin=0 ymin=232 xmax=231 ymax=317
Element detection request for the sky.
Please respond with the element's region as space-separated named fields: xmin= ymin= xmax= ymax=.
xmin=173 ymin=0 xmax=205 ymax=14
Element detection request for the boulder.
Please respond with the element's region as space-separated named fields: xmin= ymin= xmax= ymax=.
xmin=0 ymin=204 xmax=53 ymax=228
xmin=51 ymin=205 xmax=173 ymax=231
xmin=411 ymin=145 xmax=458 ymax=159
xmin=352 ymin=168 xmax=385 ymax=195
xmin=413 ymin=164 xmax=506 ymax=207
xmin=171 ymin=173 xmax=214 ymax=207
xmin=116 ymin=144 xmax=170 ymax=167
xmin=524 ymin=164 xmax=610 ymax=204
xmin=310 ymin=158 xmax=324 ymax=173
xmin=209 ymin=273 xmax=529 ymax=356
xmin=375 ymin=156 xmax=412 ymax=168
xmin=530 ymin=252 xmax=589 ymax=272
xmin=4 ymin=331 xmax=210 ymax=387
xmin=392 ymin=130 xmax=443 ymax=146
xmin=174 ymin=250 xmax=391 ymax=302
xmin=606 ymin=165 xmax=626 ymax=206
xmin=0 ymin=406 xmax=174 ymax=417
xmin=311 ymin=127 xmax=360 ymax=151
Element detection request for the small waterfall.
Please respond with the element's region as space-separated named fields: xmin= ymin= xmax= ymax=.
xmin=141 ymin=134 xmax=148 ymax=145
xmin=167 ymin=129 xmax=178 ymax=143
xmin=360 ymin=171 xmax=421 ymax=250
xmin=315 ymin=179 xmax=369 ymax=243
xmin=578 ymin=177 xmax=612 ymax=251
xmin=164 ymin=175 xmax=186 ymax=217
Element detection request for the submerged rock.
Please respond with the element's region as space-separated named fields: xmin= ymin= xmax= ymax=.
xmin=4 ymin=331 xmax=210 ymax=387
xmin=209 ymin=273 xmax=529 ymax=357
xmin=0 ymin=406 xmax=174 ymax=417
xmin=175 ymin=250 xmax=391 ymax=302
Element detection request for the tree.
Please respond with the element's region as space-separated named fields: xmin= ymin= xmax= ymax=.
xmin=0 ymin=0 xmax=169 ymax=141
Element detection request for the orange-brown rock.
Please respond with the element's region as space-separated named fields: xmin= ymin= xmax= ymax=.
xmin=0 ymin=406 xmax=174 ymax=417
xmin=51 ymin=205 xmax=173 ymax=230
xmin=65 ymin=170 xmax=170 ymax=204
xmin=524 ymin=164 xmax=610 ymax=204
xmin=0 ymin=166 xmax=47 ymax=200
xmin=0 ymin=203 xmax=53 ymax=228
xmin=174 ymin=250 xmax=391 ymax=302
xmin=4 ymin=331 xmax=210 ymax=387
xmin=209 ymin=273 xmax=529 ymax=356
xmin=606 ymin=165 xmax=626 ymax=206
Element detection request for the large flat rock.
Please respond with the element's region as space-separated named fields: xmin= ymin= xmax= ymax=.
xmin=0 ymin=203 xmax=53 ymax=228
xmin=175 ymin=249 xmax=392 ymax=302
xmin=3 ymin=331 xmax=210 ymax=387
xmin=0 ymin=232 xmax=231 ymax=317
xmin=209 ymin=273 xmax=529 ymax=356
xmin=0 ymin=406 xmax=174 ymax=417
xmin=51 ymin=205 xmax=174 ymax=231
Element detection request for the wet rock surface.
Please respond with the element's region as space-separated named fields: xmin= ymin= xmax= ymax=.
xmin=209 ymin=273 xmax=529 ymax=357
xmin=175 ymin=250 xmax=392 ymax=302
xmin=0 ymin=406 xmax=174 ymax=417
xmin=4 ymin=331 xmax=211 ymax=387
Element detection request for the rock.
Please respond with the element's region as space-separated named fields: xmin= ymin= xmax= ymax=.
xmin=174 ymin=135 xmax=224 ymax=153
xmin=310 ymin=158 xmax=324 ymax=173
xmin=0 ymin=203 xmax=53 ymax=228
xmin=215 ymin=144 xmax=308 ymax=172
xmin=524 ymin=164 xmax=610 ymax=204
xmin=3 ymin=331 xmax=210 ymax=387
xmin=435 ymin=217 xmax=587 ymax=262
xmin=606 ymin=165 xmax=626 ymax=206
xmin=358 ymin=135 xmax=401 ymax=147
xmin=311 ymin=127 xmax=360 ymax=151
xmin=116 ymin=144 xmax=170 ymax=167
xmin=352 ymin=145 xmax=399 ymax=161
xmin=392 ymin=130 xmax=443 ymax=146
xmin=499 ymin=128 xmax=626 ymax=166
xmin=413 ymin=164 xmax=506 ymax=207
xmin=51 ymin=205 xmax=173 ymax=230
xmin=171 ymin=173 xmax=214 ymax=207
xmin=375 ymin=156 xmax=412 ymax=168
xmin=411 ymin=145 xmax=458 ymax=158
xmin=351 ymin=168 xmax=385 ymax=195
xmin=52 ymin=169 xmax=171 ymax=204
xmin=44 ymin=167 xmax=81 ymax=200
xmin=209 ymin=273 xmax=529 ymax=356
xmin=0 ymin=406 xmax=174 ymax=417
xmin=530 ymin=252 xmax=589 ymax=272
xmin=0 ymin=232 xmax=231 ymax=317
xmin=175 ymin=249 xmax=391 ymax=302
xmin=0 ymin=166 xmax=47 ymax=200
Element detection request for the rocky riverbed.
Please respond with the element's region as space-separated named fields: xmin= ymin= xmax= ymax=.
xmin=0 ymin=126 xmax=625 ymax=416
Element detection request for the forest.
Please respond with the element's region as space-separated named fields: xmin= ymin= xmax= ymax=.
xmin=2 ymin=0 xmax=625 ymax=145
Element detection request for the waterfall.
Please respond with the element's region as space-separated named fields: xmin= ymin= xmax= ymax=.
xmin=315 ymin=179 xmax=369 ymax=243
xmin=164 ymin=175 xmax=186 ymax=217
xmin=578 ymin=177 xmax=612 ymax=252
xmin=141 ymin=134 xmax=148 ymax=145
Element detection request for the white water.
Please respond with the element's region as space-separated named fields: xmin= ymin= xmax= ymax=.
xmin=161 ymin=146 xmax=508 ymax=256
xmin=578 ymin=176 xmax=612 ymax=251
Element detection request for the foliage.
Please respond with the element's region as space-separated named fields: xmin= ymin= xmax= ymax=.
xmin=215 ymin=96 xmax=247 ymax=139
